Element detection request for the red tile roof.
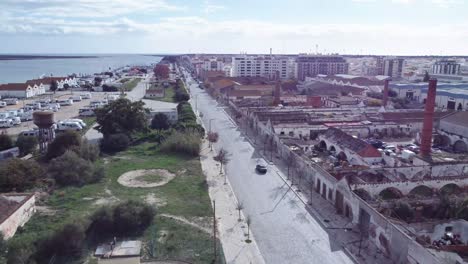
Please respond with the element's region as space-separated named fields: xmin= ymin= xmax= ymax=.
xmin=0 ymin=83 xmax=31 ymax=91
xmin=228 ymin=90 xmax=263 ymax=97
xmin=324 ymin=127 xmax=381 ymax=158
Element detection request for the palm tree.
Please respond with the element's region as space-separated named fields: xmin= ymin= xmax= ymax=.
xmin=235 ymin=201 xmax=244 ymax=221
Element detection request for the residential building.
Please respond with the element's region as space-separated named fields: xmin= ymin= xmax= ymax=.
xmin=26 ymin=76 xmax=78 ymax=91
xmin=432 ymin=60 xmax=461 ymax=75
xmin=382 ymin=57 xmax=405 ymax=79
xmin=231 ymin=55 xmax=296 ymax=80
xmin=296 ymin=55 xmax=349 ymax=81
xmin=0 ymin=83 xmax=46 ymax=98
xmin=202 ymin=58 xmax=224 ymax=72
xmin=143 ymin=99 xmax=178 ymax=124
xmin=0 ymin=193 xmax=36 ymax=239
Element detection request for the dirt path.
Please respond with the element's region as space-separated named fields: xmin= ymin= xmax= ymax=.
xmin=118 ymin=169 xmax=175 ymax=188
xmin=160 ymin=214 xmax=211 ymax=234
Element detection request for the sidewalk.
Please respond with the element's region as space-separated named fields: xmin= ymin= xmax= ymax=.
xmin=199 ymin=140 xmax=266 ymax=264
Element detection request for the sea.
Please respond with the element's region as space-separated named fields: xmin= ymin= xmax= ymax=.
xmin=0 ymin=54 xmax=163 ymax=84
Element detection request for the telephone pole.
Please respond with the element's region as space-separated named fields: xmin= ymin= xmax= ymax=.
xmin=213 ymin=200 xmax=217 ymax=263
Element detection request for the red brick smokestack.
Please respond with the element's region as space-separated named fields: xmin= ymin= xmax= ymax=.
xmin=383 ymin=79 xmax=390 ymax=107
xmin=420 ymin=78 xmax=438 ymax=157
xmin=273 ymin=71 xmax=281 ymax=105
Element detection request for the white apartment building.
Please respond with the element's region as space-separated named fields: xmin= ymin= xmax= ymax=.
xmin=382 ymin=57 xmax=404 ymax=80
xmin=231 ymin=56 xmax=296 ymax=79
xmin=202 ymin=58 xmax=224 ymax=72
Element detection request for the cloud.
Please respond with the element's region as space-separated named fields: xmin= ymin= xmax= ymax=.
xmin=202 ymin=1 xmax=225 ymax=14
xmin=0 ymin=0 xmax=186 ymax=18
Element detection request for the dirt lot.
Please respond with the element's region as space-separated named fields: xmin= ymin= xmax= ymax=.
xmin=0 ymin=91 xmax=112 ymax=135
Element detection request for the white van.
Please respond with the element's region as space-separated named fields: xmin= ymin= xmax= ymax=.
xmin=58 ymin=99 xmax=73 ymax=106
xmin=81 ymin=93 xmax=92 ymax=99
xmin=4 ymin=98 xmax=18 ymax=105
xmin=0 ymin=119 xmax=13 ymax=128
xmin=21 ymin=129 xmax=39 ymax=137
xmin=70 ymin=95 xmax=82 ymax=102
xmin=0 ymin=112 xmax=9 ymax=119
xmin=19 ymin=111 xmax=33 ymax=121
xmin=11 ymin=117 xmax=21 ymax=126
xmin=57 ymin=121 xmax=83 ymax=131
xmin=63 ymin=119 xmax=86 ymax=127
xmin=26 ymin=102 xmax=41 ymax=109
xmin=79 ymin=108 xmax=95 ymax=117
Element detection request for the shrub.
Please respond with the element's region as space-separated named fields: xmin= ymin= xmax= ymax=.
xmin=174 ymin=89 xmax=189 ymax=102
xmin=35 ymin=223 xmax=86 ymax=262
xmin=46 ymin=131 xmax=81 ymax=160
xmin=100 ymin=133 xmax=130 ymax=153
xmin=48 ymin=151 xmax=101 ymax=186
xmin=0 ymin=134 xmax=13 ymax=151
xmin=0 ymin=159 xmax=44 ymax=192
xmin=6 ymin=238 xmax=35 ymax=264
xmin=73 ymin=139 xmax=100 ymax=161
xmin=102 ymin=84 xmax=119 ymax=92
xmin=160 ymin=131 xmax=200 ymax=157
xmin=113 ymin=200 xmax=155 ymax=236
xmin=87 ymin=200 xmax=155 ymax=240
xmin=151 ymin=113 xmax=170 ymax=130
xmin=15 ymin=135 xmax=38 ymax=156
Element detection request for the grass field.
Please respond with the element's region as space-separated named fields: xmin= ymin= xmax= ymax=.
xmin=8 ymin=141 xmax=221 ymax=263
xmin=148 ymin=85 xmax=175 ymax=103
xmin=122 ymin=78 xmax=142 ymax=91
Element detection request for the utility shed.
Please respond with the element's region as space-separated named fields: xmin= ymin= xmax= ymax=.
xmin=95 ymin=240 xmax=141 ymax=264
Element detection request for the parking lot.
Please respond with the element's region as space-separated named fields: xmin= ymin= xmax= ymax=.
xmin=0 ymin=91 xmax=112 ymax=135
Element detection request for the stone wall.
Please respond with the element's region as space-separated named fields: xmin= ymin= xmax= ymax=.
xmin=0 ymin=194 xmax=36 ymax=239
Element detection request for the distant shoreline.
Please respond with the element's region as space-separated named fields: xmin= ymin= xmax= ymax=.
xmin=0 ymin=55 xmax=99 ymax=61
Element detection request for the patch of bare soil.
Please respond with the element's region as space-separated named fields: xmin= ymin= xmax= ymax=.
xmin=118 ymin=169 xmax=175 ymax=188
xmin=144 ymin=193 xmax=167 ymax=207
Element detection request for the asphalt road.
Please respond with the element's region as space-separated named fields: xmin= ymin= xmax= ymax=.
xmin=184 ymin=73 xmax=354 ymax=264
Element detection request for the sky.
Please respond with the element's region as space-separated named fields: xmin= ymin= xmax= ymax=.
xmin=0 ymin=0 xmax=467 ymax=55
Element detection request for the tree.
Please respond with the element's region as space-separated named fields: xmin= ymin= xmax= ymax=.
xmin=95 ymin=98 xmax=149 ymax=136
xmin=35 ymin=223 xmax=86 ymax=262
xmin=207 ymin=132 xmax=219 ymax=150
xmin=100 ymin=133 xmax=130 ymax=153
xmin=94 ymin=76 xmax=103 ymax=86
xmin=0 ymin=159 xmax=44 ymax=192
xmin=63 ymin=83 xmax=70 ymax=90
xmin=0 ymin=134 xmax=13 ymax=151
xmin=48 ymin=151 xmax=102 ymax=186
xmin=235 ymin=201 xmax=244 ymax=222
xmin=15 ymin=135 xmax=38 ymax=156
xmin=46 ymin=130 xmax=81 ymax=160
xmin=214 ymin=148 xmax=230 ymax=174
xmin=153 ymin=64 xmax=170 ymax=79
xmin=50 ymin=80 xmax=58 ymax=93
xmin=423 ymin=71 xmax=430 ymax=82
xmin=151 ymin=113 xmax=170 ymax=130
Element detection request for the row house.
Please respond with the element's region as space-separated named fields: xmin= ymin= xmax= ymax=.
xmin=0 ymin=83 xmax=46 ymax=98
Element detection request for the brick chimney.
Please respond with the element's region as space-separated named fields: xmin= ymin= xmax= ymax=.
xmin=420 ymin=78 xmax=438 ymax=157
xmin=273 ymin=71 xmax=281 ymax=105
xmin=383 ymin=79 xmax=390 ymax=107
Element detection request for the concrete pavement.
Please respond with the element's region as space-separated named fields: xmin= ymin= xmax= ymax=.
xmin=184 ymin=71 xmax=354 ymax=264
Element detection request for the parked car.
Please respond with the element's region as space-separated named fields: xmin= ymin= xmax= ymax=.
xmin=81 ymin=93 xmax=92 ymax=99
xmin=11 ymin=117 xmax=21 ymax=126
xmin=0 ymin=101 xmax=7 ymax=108
xmin=19 ymin=111 xmax=33 ymax=121
xmin=63 ymin=118 xmax=86 ymax=127
xmin=4 ymin=98 xmax=18 ymax=105
xmin=255 ymin=160 xmax=268 ymax=174
xmin=79 ymin=108 xmax=95 ymax=117
xmin=57 ymin=121 xmax=83 ymax=131
xmin=70 ymin=95 xmax=82 ymax=102
xmin=20 ymin=129 xmax=39 ymax=137
xmin=58 ymin=99 xmax=73 ymax=106
xmin=0 ymin=119 xmax=13 ymax=128
xmin=0 ymin=112 xmax=10 ymax=119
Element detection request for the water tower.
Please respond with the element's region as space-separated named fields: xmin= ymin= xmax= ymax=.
xmin=33 ymin=111 xmax=55 ymax=152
